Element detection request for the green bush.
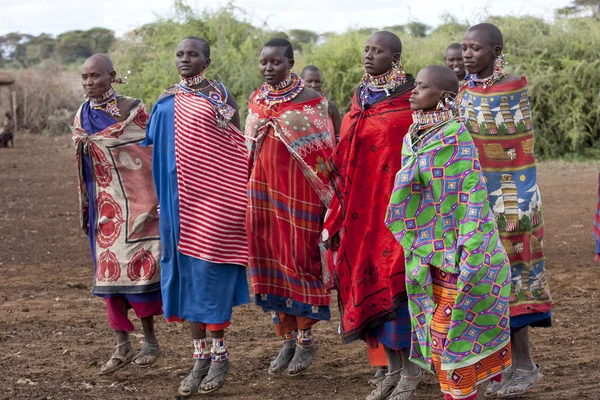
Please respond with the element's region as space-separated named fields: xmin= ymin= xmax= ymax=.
xmin=111 ymin=4 xmax=600 ymax=159
xmin=112 ymin=2 xmax=269 ymax=122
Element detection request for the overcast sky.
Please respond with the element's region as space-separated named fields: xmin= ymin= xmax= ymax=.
xmin=0 ymin=0 xmax=574 ymax=37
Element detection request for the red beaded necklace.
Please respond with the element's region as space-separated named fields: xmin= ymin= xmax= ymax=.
xmin=255 ymin=72 xmax=304 ymax=107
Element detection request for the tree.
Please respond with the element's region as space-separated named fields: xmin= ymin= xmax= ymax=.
xmin=288 ymin=29 xmax=319 ymax=51
xmin=557 ymin=0 xmax=600 ymax=18
xmin=406 ymin=21 xmax=430 ymax=37
xmin=0 ymin=33 xmax=33 ymax=68
xmin=383 ymin=25 xmax=406 ymax=33
xmin=55 ymin=28 xmax=114 ymax=64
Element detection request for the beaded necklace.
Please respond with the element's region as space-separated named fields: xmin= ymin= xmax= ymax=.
xmin=465 ymin=54 xmax=507 ymax=89
xmin=408 ymin=109 xmax=455 ymax=149
xmin=465 ymin=71 xmax=507 ymax=89
xmin=89 ymin=87 xmax=121 ymax=117
xmin=255 ymin=72 xmax=304 ymax=108
xmin=178 ymin=78 xmax=235 ymax=129
xmin=360 ymin=67 xmax=407 ymax=107
xmin=411 ymin=109 xmax=454 ymax=129
xmin=179 ymin=71 xmax=206 ymax=87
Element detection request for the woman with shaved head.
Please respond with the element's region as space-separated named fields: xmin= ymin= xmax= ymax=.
xmin=459 ymin=23 xmax=552 ymax=398
xmin=444 ymin=43 xmax=466 ymax=85
xmin=71 ymin=53 xmax=162 ymax=375
xmin=386 ymin=64 xmax=512 ymax=400
xmin=246 ymin=38 xmax=334 ymax=377
xmin=323 ymin=31 xmax=423 ymax=400
xmin=145 ymin=36 xmax=249 ymax=396
xmin=301 ymin=65 xmax=342 ymax=143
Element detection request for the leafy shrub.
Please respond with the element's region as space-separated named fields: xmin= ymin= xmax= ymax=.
xmin=14 ymin=61 xmax=83 ymax=135
xmin=110 ymin=4 xmax=599 ymax=158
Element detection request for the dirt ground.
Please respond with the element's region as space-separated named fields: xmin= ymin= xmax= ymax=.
xmin=1 ymin=134 xmax=599 ymax=400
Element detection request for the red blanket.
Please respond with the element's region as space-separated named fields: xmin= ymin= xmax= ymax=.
xmin=324 ymin=81 xmax=414 ymax=343
xmin=246 ymin=94 xmax=334 ymax=308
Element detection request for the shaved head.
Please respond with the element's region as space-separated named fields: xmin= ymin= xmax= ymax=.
xmin=421 ymin=65 xmax=459 ymax=94
xmin=83 ymin=53 xmax=114 ymax=73
xmin=370 ymin=31 xmax=402 ymax=55
xmin=179 ymin=36 xmax=210 ymax=58
xmin=81 ymin=53 xmax=116 ymax=98
xmin=301 ymin=65 xmax=320 ymax=75
xmin=445 ymin=42 xmax=462 ymax=54
xmin=466 ymin=23 xmax=503 ymax=49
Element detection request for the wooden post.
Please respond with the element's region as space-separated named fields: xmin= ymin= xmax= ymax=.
xmin=23 ymin=89 xmax=27 ymax=128
xmin=11 ymin=90 xmax=17 ymax=132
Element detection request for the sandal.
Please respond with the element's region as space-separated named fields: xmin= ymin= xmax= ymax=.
xmin=288 ymin=345 xmax=316 ymax=376
xmin=178 ymin=359 xmax=211 ymax=397
xmin=368 ymin=367 xmax=389 ymax=388
xmin=268 ymin=345 xmax=296 ymax=375
xmin=199 ymin=359 xmax=230 ymax=394
xmin=132 ymin=341 xmax=161 ymax=367
xmin=388 ymin=369 xmax=423 ymax=400
xmin=484 ymin=367 xmax=513 ymax=397
xmin=496 ymin=364 xmax=543 ymax=398
xmin=366 ymin=370 xmax=401 ymax=400
xmin=99 ymin=341 xmax=135 ymax=375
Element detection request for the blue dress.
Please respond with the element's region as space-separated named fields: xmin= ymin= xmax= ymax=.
xmin=144 ymin=95 xmax=249 ymax=324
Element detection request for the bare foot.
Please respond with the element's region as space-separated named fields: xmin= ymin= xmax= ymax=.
xmin=99 ymin=342 xmax=134 ymax=375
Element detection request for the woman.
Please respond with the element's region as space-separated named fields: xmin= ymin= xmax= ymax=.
xmin=246 ymin=38 xmax=334 ymax=377
xmin=71 ymin=54 xmax=162 ymax=375
xmin=458 ymin=23 xmax=552 ymax=398
xmin=323 ymin=31 xmax=422 ymax=400
xmin=144 ymin=37 xmax=249 ymax=396
xmin=301 ymin=65 xmax=342 ymax=143
xmin=386 ymin=64 xmax=512 ymax=400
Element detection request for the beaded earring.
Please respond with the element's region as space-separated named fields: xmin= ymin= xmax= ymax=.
xmin=392 ymin=57 xmax=405 ymax=76
xmin=496 ymin=54 xmax=507 ymax=74
xmin=114 ymin=70 xmax=131 ymax=85
xmin=436 ymin=91 xmax=457 ymax=111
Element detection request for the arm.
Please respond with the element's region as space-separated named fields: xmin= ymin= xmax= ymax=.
xmin=226 ymin=88 xmax=241 ymax=131
xmin=328 ymin=100 xmax=342 ymax=142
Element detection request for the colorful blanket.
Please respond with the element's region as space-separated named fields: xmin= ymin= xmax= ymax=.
xmin=458 ymin=77 xmax=551 ymax=318
xmin=246 ymin=94 xmax=334 ymax=316
xmin=385 ymin=120 xmax=511 ymax=371
xmin=172 ymin=85 xmax=249 ymax=265
xmin=324 ymin=80 xmax=414 ymax=344
xmin=144 ymin=90 xmax=249 ymax=323
xmin=71 ymin=100 xmax=161 ymax=295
